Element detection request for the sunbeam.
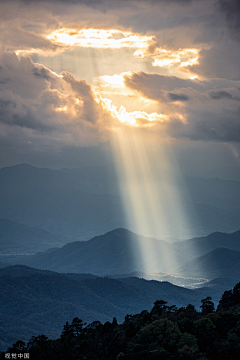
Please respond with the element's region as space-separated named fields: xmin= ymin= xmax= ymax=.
xmin=110 ymin=125 xmax=197 ymax=273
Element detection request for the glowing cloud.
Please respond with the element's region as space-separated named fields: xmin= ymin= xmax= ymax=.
xmin=45 ymin=28 xmax=200 ymax=76
xmin=152 ymin=48 xmax=199 ymax=69
xmin=98 ymin=73 xmax=130 ymax=89
xmin=47 ymin=28 xmax=152 ymax=51
xmin=96 ymin=94 xmax=168 ymax=127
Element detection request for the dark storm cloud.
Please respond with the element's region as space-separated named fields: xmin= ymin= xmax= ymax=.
xmin=218 ymin=0 xmax=240 ymax=41
xmin=168 ymin=93 xmax=189 ymax=101
xmin=182 ymin=0 xmax=240 ymax=80
xmin=209 ymin=90 xmax=240 ymax=101
xmin=210 ymin=91 xmax=233 ymax=100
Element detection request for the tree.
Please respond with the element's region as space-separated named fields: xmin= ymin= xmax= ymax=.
xmin=112 ymin=317 xmax=118 ymax=327
xmin=151 ymin=300 xmax=168 ymax=317
xmin=218 ymin=290 xmax=234 ymax=310
xmin=86 ymin=320 xmax=102 ymax=331
xmin=233 ymin=282 xmax=240 ymax=305
xmin=7 ymin=340 xmax=27 ymax=354
xmin=218 ymin=282 xmax=240 ymax=310
xmin=200 ymin=297 xmax=215 ymax=314
xmin=27 ymin=335 xmax=49 ymax=350
xmin=61 ymin=321 xmax=74 ymax=340
xmin=125 ymin=322 xmax=136 ymax=338
xmin=27 ymin=335 xmax=50 ymax=360
xmin=70 ymin=317 xmax=85 ymax=336
xmin=226 ymin=332 xmax=240 ymax=359
xmin=194 ymin=318 xmax=217 ymax=352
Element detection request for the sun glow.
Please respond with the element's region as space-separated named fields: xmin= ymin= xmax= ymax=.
xmin=47 ymin=28 xmax=152 ymax=51
xmin=152 ymin=48 xmax=199 ymax=69
xmin=96 ymin=94 xmax=168 ymax=127
xmin=55 ymin=106 xmax=67 ymax=112
xmin=99 ymin=73 xmax=129 ymax=88
xmin=46 ymin=28 xmax=200 ymax=75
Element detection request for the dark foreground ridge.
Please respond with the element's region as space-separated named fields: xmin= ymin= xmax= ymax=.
xmin=1 ymin=282 xmax=240 ymax=360
xmin=0 ymin=264 xmax=225 ymax=352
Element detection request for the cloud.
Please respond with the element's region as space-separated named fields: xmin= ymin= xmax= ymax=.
xmin=124 ymin=71 xmax=240 ymax=142
xmin=168 ymin=93 xmax=189 ymax=101
xmin=0 ymin=52 xmax=114 ymax=153
xmin=1 ymin=0 xmax=238 ymax=83
xmin=187 ymin=42 xmax=240 ymax=80
xmin=209 ymin=90 xmax=240 ymax=101
xmin=218 ymin=0 xmax=240 ymax=41
xmin=1 ymin=1 xmax=240 ymax=146
xmin=123 ymin=72 xmax=204 ymax=101
xmin=210 ymin=91 xmax=233 ymax=100
xmin=0 ymin=53 xmax=184 ymax=153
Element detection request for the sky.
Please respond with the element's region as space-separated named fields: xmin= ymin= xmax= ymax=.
xmin=0 ymin=0 xmax=240 ymax=180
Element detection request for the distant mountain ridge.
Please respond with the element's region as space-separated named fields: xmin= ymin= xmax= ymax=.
xmin=0 ymin=164 xmax=124 ymax=240
xmin=15 ymin=228 xmax=191 ymax=274
xmin=173 ymin=230 xmax=240 ymax=257
xmin=177 ymin=247 xmax=240 ymax=280
xmin=0 ymin=218 xmax=67 ymax=254
xmin=12 ymin=228 xmax=240 ymax=284
xmin=0 ymin=164 xmax=239 ymax=239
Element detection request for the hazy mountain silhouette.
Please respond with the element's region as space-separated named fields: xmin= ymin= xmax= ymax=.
xmin=15 ymin=229 xmax=191 ymax=274
xmin=177 ymin=248 xmax=240 ymax=280
xmin=0 ymin=164 xmax=124 ymax=240
xmin=0 ymin=164 xmax=239 ymax=240
xmin=0 ymin=218 xmax=67 ymax=254
xmin=173 ymin=230 xmax=240 ymax=258
xmin=12 ymin=228 xmax=240 ymax=282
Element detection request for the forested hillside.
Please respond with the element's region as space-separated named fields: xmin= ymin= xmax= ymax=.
xmin=0 ymin=265 xmax=224 ymax=352
xmin=1 ymin=282 xmax=240 ymax=360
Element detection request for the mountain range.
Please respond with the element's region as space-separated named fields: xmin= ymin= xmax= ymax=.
xmin=13 ymin=228 xmax=191 ymax=274
xmin=8 ymin=228 xmax=240 ymax=286
xmin=0 ymin=164 xmax=239 ymax=240
xmin=0 ymin=164 xmax=124 ymax=241
xmin=1 ymin=164 xmax=240 ymax=351
xmin=173 ymin=230 xmax=240 ymax=257
xmin=0 ymin=218 xmax=67 ymax=255
xmin=178 ymin=248 xmax=240 ymax=280
xmin=0 ymin=264 xmax=227 ymax=351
